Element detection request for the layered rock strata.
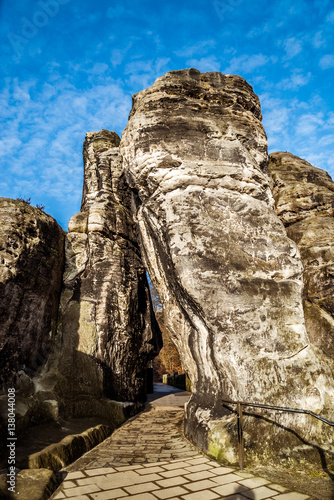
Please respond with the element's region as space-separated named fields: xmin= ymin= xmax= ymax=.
xmin=121 ymin=69 xmax=334 ymax=465
xmin=0 ymin=199 xmax=64 ymax=389
xmin=42 ymin=130 xmax=161 ymax=410
xmin=269 ymin=152 xmax=334 ymax=371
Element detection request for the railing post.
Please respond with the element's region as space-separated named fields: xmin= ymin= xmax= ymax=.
xmin=237 ymin=402 xmax=244 ymax=470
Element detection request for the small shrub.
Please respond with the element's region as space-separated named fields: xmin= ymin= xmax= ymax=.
xmin=36 ymin=203 xmax=45 ymax=211
xmin=16 ymin=197 xmax=31 ymax=204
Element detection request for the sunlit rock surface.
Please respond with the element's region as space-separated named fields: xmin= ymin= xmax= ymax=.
xmin=46 ymin=130 xmax=161 ymax=409
xmin=0 ymin=198 xmax=64 ymax=389
xmin=269 ymin=152 xmax=334 ymax=372
xmin=121 ymin=69 xmax=334 ymax=466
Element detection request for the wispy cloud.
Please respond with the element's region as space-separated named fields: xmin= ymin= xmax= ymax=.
xmin=0 ymin=71 xmax=132 ymax=227
xmin=186 ymin=56 xmax=221 ymax=72
xmin=175 ymin=40 xmax=216 ymax=58
xmin=277 ymin=70 xmax=311 ymax=90
xmin=282 ymin=37 xmax=303 ymax=60
xmin=224 ymin=54 xmax=273 ymax=74
xmin=319 ymin=54 xmax=334 ymax=69
xmin=124 ymin=58 xmax=171 ymax=90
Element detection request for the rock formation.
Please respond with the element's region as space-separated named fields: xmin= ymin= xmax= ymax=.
xmin=42 ymin=129 xmax=161 ymax=412
xmin=1 ymin=69 xmax=334 ymax=471
xmin=269 ymin=152 xmax=334 ymax=371
xmin=121 ymin=68 xmax=334 ymax=466
xmin=0 ymin=199 xmax=64 ymax=389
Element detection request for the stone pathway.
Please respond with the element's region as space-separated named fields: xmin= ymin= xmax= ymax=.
xmin=50 ymin=384 xmax=310 ymax=500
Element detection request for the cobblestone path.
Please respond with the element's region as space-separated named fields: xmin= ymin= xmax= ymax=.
xmin=50 ymin=385 xmax=310 ymax=500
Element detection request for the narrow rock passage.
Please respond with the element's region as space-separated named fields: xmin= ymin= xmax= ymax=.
xmin=50 ymin=384 xmax=310 ymax=500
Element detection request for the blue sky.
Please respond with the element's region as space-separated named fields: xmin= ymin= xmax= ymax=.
xmin=1 ymin=0 xmax=334 ymax=229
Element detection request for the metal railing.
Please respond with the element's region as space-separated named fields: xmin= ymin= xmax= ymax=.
xmin=221 ymin=399 xmax=334 ymax=470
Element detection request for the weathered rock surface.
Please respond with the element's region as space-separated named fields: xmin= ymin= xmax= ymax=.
xmin=0 ymin=468 xmax=60 ymax=500
xmin=269 ymin=152 xmax=334 ymax=370
xmin=268 ymin=152 xmax=334 ymax=226
xmin=0 ymin=199 xmax=64 ymax=389
xmin=121 ymin=69 xmax=334 ymax=466
xmin=40 ymin=129 xmax=161 ymax=409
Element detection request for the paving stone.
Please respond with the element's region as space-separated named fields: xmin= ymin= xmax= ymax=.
xmin=115 ymin=466 xmax=143 ymax=472
xmin=184 ymin=457 xmax=209 ymax=465
xmin=63 ymin=484 xmax=101 ymax=497
xmin=238 ymin=477 xmax=270 ymax=489
xmin=136 ymin=466 xmax=165 ymax=474
xmin=124 ymin=481 xmax=160 ymax=494
xmin=235 ymin=471 xmax=255 ymax=479
xmin=209 ymin=472 xmax=242 ymax=485
xmin=63 ymin=481 xmax=77 ymax=488
xmin=123 ymin=494 xmax=157 ymax=500
xmin=163 ymin=462 xmax=193 ymax=470
xmin=271 ymin=493 xmax=310 ymax=500
xmin=184 ymin=464 xmax=212 ymax=473
xmin=65 ymin=496 xmax=91 ymax=500
xmin=210 ymin=466 xmax=236 ymax=475
xmin=156 ymin=476 xmax=189 ymax=488
xmin=66 ymin=471 xmax=86 ymax=480
xmin=268 ymin=483 xmax=288 ymax=493
xmin=161 ymin=468 xmax=193 ymax=478
xmin=186 ymin=479 xmax=222 ymax=491
xmin=242 ymin=485 xmax=280 ymax=499
xmin=212 ymin=481 xmax=248 ymax=496
xmin=181 ymin=490 xmax=220 ymax=500
xmin=154 ymin=486 xmax=190 ymax=499
xmin=183 ymin=470 xmax=216 ymax=481
xmin=91 ymin=490 xmax=129 ymax=499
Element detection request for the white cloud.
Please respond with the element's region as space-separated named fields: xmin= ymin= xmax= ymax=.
xmin=246 ymin=24 xmax=270 ymax=39
xmin=0 ymin=72 xmax=133 ymax=227
xmin=277 ymin=70 xmax=311 ymax=90
xmin=175 ymin=40 xmax=216 ymax=58
xmin=296 ymin=113 xmax=324 ymax=136
xmin=224 ymin=54 xmax=272 ymax=74
xmin=312 ymin=31 xmax=326 ymax=49
xmin=319 ymin=54 xmax=334 ymax=69
xmin=282 ymin=37 xmax=303 ymax=59
xmin=186 ymin=56 xmax=221 ymax=73
xmin=124 ymin=58 xmax=171 ymax=90
xmin=111 ymin=43 xmax=132 ymax=67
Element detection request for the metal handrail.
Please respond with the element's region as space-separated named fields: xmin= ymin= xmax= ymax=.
xmin=221 ymin=398 xmax=334 ymax=470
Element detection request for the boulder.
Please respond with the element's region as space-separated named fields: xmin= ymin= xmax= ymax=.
xmin=121 ymin=69 xmax=334 ymax=466
xmin=0 ymin=199 xmax=64 ymax=389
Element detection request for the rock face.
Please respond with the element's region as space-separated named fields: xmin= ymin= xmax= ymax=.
xmin=269 ymin=152 xmax=334 ymax=370
xmin=121 ymin=69 xmax=334 ymax=466
xmin=0 ymin=199 xmax=64 ymax=389
xmin=45 ymin=129 xmax=161 ymax=409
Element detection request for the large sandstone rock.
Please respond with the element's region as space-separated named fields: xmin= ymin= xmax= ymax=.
xmin=0 ymin=199 xmax=64 ymax=389
xmin=269 ymin=152 xmax=334 ymax=370
xmin=40 ymin=130 xmax=161 ymax=410
xmin=121 ymin=69 xmax=334 ymax=466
